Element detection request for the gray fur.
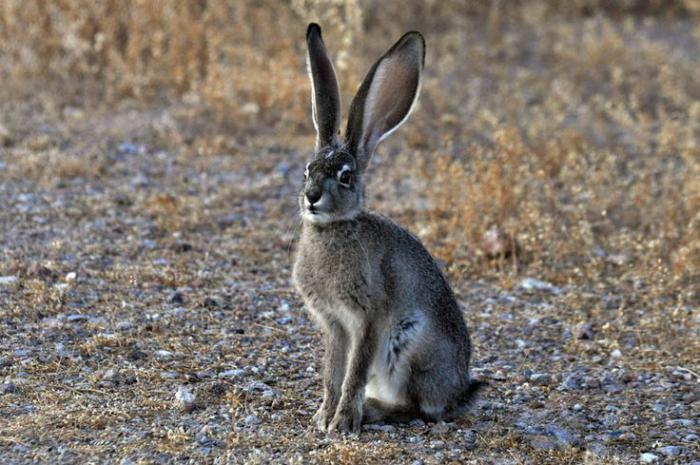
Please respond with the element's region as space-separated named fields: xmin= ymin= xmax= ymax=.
xmin=293 ymin=24 xmax=481 ymax=435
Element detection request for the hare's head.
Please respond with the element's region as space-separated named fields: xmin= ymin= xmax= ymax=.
xmin=300 ymin=23 xmax=425 ymax=224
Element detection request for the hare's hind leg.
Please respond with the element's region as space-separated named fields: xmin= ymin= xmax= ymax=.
xmin=443 ymin=379 xmax=486 ymax=420
xmin=410 ymin=361 xmax=484 ymax=422
xmin=362 ymin=398 xmax=421 ymax=424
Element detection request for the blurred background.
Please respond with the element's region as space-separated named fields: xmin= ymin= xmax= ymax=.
xmin=1 ymin=1 xmax=698 ymax=290
xmin=0 ymin=2 xmax=699 ymax=462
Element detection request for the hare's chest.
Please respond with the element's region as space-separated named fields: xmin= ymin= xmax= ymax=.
xmin=293 ymin=242 xmax=374 ymax=322
xmin=294 ymin=247 xmax=358 ymax=299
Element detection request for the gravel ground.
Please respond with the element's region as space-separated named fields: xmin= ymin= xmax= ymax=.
xmin=1 ymin=94 xmax=699 ymax=465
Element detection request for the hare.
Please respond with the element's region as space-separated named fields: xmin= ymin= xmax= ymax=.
xmin=293 ymin=23 xmax=482 ymax=435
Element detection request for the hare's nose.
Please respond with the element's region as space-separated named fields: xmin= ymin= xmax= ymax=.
xmin=305 ymin=187 xmax=323 ymax=205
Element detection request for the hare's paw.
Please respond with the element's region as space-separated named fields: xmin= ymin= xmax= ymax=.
xmin=328 ymin=403 xmax=361 ymax=435
xmin=312 ymin=403 xmax=333 ymax=432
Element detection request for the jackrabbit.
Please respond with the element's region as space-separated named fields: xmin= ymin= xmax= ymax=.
xmin=293 ymin=23 xmax=482 ymax=434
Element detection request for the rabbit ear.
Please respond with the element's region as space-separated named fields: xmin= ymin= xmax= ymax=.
xmin=307 ymin=23 xmax=342 ymax=151
xmin=345 ymin=31 xmax=425 ymax=172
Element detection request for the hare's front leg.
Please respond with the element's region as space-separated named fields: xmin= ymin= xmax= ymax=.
xmin=313 ymin=321 xmax=347 ymax=431
xmin=328 ymin=323 xmax=376 ymax=434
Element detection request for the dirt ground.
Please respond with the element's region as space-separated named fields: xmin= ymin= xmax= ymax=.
xmin=1 ymin=3 xmax=699 ymax=465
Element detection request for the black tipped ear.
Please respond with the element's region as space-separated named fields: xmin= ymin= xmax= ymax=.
xmin=345 ymin=31 xmax=425 ymax=172
xmin=306 ymin=23 xmax=341 ymax=151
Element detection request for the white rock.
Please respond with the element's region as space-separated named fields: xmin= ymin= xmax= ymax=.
xmin=610 ymin=349 xmax=623 ymax=358
xmin=666 ymin=419 xmax=694 ymax=427
xmin=115 ymin=320 xmax=133 ymax=331
xmin=244 ymin=414 xmax=261 ymax=426
xmin=607 ymin=253 xmax=628 ymax=266
xmin=518 ymin=278 xmax=561 ymax=294
xmin=639 ymin=453 xmax=658 ymax=463
xmin=245 ymin=381 xmax=275 ymax=397
xmin=175 ymin=386 xmax=196 ymax=412
xmin=659 ymin=445 xmax=683 ymax=456
xmin=155 ymin=350 xmax=174 ymax=359
xmin=65 ymin=272 xmax=77 ymax=281
xmin=429 ymin=440 xmax=445 ymax=450
xmin=0 ymin=276 xmax=18 ymax=285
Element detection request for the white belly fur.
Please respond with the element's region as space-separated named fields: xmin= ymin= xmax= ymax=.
xmin=365 ymin=311 xmax=425 ymax=406
xmin=365 ymin=358 xmax=410 ymax=405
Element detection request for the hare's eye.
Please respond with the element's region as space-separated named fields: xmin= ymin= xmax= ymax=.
xmin=338 ymin=170 xmax=353 ymax=187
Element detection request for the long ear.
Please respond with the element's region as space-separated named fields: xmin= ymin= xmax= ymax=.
xmin=345 ymin=31 xmax=425 ymax=172
xmin=306 ymin=23 xmax=341 ymax=151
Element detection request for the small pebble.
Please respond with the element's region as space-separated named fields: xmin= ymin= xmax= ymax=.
xmin=115 ymin=320 xmax=133 ymax=331
xmin=430 ymin=421 xmax=450 ymax=434
xmin=101 ymin=369 xmax=118 ymax=382
xmin=169 ymin=292 xmax=185 ymax=305
xmin=13 ymin=349 xmax=31 ymax=358
xmin=659 ymin=445 xmax=683 ymax=457
xmin=244 ymin=414 xmax=261 ymax=426
xmin=639 ymin=452 xmax=658 ymax=463
xmin=245 ymin=381 xmax=275 ymax=398
xmin=652 ymin=402 xmax=666 ymax=413
xmin=155 ymin=350 xmax=174 ymax=359
xmin=278 ymin=302 xmax=290 ymax=312
xmin=666 ymin=419 xmax=694 ymax=427
xmin=574 ymin=322 xmax=594 ymax=340
xmin=117 ymin=142 xmax=145 ymax=155
xmin=461 ymin=429 xmax=477 ymax=450
xmin=529 ymin=373 xmax=552 ymax=385
xmin=586 ymin=442 xmax=608 ymax=457
xmin=175 ymin=386 xmax=196 ymax=412
xmin=518 ymin=278 xmax=561 ymax=294
xmin=618 ymin=431 xmax=636 ymax=441
xmin=429 ymin=440 xmax=445 ymax=450
xmin=0 ymin=383 xmax=19 ymax=395
xmin=561 ymin=374 xmax=583 ymax=390
xmin=364 ymin=424 xmax=396 ymax=433
xmin=530 ymin=435 xmax=556 ymax=450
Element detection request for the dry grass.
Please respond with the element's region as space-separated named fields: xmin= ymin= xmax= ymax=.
xmin=1 ymin=1 xmax=699 ymax=464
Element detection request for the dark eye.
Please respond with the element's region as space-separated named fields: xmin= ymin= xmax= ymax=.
xmin=338 ymin=170 xmax=353 ymax=187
